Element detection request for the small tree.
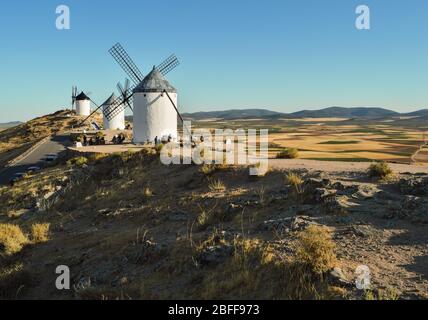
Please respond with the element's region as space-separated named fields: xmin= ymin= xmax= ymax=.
xmin=368 ymin=162 xmax=392 ymax=179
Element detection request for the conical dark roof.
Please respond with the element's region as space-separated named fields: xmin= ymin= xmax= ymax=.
xmin=102 ymin=93 xmax=117 ymax=106
xmin=76 ymin=91 xmax=90 ymax=101
xmin=133 ymin=67 xmax=177 ymax=93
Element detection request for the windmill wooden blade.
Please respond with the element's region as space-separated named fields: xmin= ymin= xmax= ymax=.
xmin=156 ymin=54 xmax=180 ymax=76
xmin=103 ymin=84 xmax=136 ymax=121
xmin=78 ymin=96 xmax=103 ymax=126
xmin=109 ymin=43 xmax=144 ymax=85
xmin=163 ymin=90 xmax=191 ymax=136
xmin=71 ymin=86 xmax=78 ymax=110
xmin=117 ymin=82 xmax=124 ymax=95
xmin=104 ymin=95 xmax=134 ymax=121
xmin=124 ymin=78 xmax=130 ymax=91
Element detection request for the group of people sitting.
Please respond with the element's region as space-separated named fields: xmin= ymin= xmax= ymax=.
xmin=112 ymin=133 xmax=127 ymax=144
xmin=154 ymin=135 xmax=173 ymax=145
xmin=82 ymin=135 xmax=106 ymax=146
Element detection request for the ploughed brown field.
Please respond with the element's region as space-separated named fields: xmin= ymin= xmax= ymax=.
xmin=190 ymin=117 xmax=428 ymax=165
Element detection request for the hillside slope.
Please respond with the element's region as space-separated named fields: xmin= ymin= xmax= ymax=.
xmin=0 ymin=110 xmax=102 ymax=167
xmin=0 ymin=150 xmax=427 ymax=300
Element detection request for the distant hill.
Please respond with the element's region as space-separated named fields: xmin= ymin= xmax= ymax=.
xmin=128 ymin=107 xmax=428 ymax=122
xmin=287 ymin=107 xmax=399 ymax=119
xmin=0 ymin=121 xmax=22 ymax=129
xmin=403 ymin=109 xmax=428 ymax=117
xmin=182 ymin=107 xmax=407 ymax=120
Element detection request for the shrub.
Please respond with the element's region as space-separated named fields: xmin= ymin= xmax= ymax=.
xmin=155 ymin=144 xmax=164 ymax=154
xmin=95 ymin=131 xmax=105 ymax=139
xmin=276 ymin=148 xmax=299 ymax=159
xmin=0 ymin=224 xmax=29 ymax=255
xmin=196 ymin=202 xmax=220 ymax=229
xmin=31 ymin=223 xmax=50 ymax=243
xmin=67 ymin=156 xmax=88 ymax=167
xmin=296 ymin=225 xmax=337 ymax=274
xmin=368 ymin=162 xmax=392 ymax=178
xmin=72 ymin=134 xmax=84 ymax=143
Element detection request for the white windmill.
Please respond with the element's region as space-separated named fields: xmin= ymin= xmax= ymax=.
xmin=102 ymin=43 xmax=183 ymax=144
xmin=75 ymin=91 xmax=91 ymax=116
xmin=101 ymin=92 xmax=125 ymax=130
xmin=133 ymin=67 xmax=178 ymax=143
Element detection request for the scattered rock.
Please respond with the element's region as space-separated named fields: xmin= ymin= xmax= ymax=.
xmin=347 ymin=225 xmax=380 ymax=239
xmin=290 ymin=216 xmax=318 ymax=231
xmin=354 ymin=184 xmax=379 ymax=199
xmin=226 ymin=203 xmax=244 ymax=213
xmin=399 ymin=177 xmax=428 ymax=196
xmin=198 ymin=244 xmax=234 ymax=266
xmin=261 ymin=215 xmax=318 ymax=233
xmin=123 ymin=240 xmax=160 ymax=264
xmin=328 ymin=267 xmax=352 ymax=287
xmin=304 ymin=178 xmax=332 ymax=193
xmin=314 ymin=188 xmax=335 ymax=203
xmin=402 ymin=195 xmax=422 ymax=210
xmin=323 ymin=195 xmax=350 ymax=214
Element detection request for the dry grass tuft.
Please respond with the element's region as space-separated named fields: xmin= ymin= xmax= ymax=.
xmin=0 ymin=224 xmax=29 ymax=255
xmin=364 ymin=288 xmax=399 ymax=300
xmin=285 ymin=172 xmax=304 ymax=188
xmin=31 ymin=223 xmax=50 ymax=243
xmin=143 ymin=187 xmax=153 ymax=197
xmin=296 ymin=225 xmax=337 ymax=274
xmin=285 ymin=172 xmax=304 ymax=197
xmin=208 ymin=178 xmax=226 ymax=192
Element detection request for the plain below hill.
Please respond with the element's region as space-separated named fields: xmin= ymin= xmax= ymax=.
xmin=182 ymin=109 xmax=285 ymax=121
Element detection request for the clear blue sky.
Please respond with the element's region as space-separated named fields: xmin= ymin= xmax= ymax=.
xmin=0 ymin=0 xmax=427 ymax=122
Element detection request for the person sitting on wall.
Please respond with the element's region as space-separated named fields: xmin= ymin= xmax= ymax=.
xmin=112 ymin=135 xmax=118 ymax=144
xmin=83 ymin=135 xmax=88 ymax=146
xmin=88 ymin=138 xmax=94 ymax=146
xmin=100 ymin=137 xmax=106 ymax=145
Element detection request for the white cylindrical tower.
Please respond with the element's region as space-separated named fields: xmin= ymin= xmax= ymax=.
xmin=132 ymin=67 xmax=178 ymax=143
xmin=102 ymin=93 xmax=125 ymax=130
xmin=75 ymin=92 xmax=91 ymax=116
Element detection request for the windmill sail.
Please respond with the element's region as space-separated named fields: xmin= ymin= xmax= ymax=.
xmin=156 ymin=54 xmax=180 ymax=76
xmin=109 ymin=43 xmax=144 ymax=85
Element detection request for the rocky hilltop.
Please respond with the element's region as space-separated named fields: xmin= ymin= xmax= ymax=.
xmin=0 ymin=150 xmax=427 ymax=300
